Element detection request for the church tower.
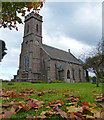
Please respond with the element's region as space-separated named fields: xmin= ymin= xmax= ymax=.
xmin=16 ymin=12 xmax=43 ymax=81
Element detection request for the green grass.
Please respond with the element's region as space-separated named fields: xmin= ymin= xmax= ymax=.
xmin=2 ymin=82 xmax=103 ymax=119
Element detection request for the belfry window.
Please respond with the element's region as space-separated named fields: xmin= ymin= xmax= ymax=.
xmin=67 ymin=70 xmax=70 ymax=79
xmin=27 ymin=24 xmax=29 ymax=33
xmin=36 ymin=24 xmax=38 ymax=32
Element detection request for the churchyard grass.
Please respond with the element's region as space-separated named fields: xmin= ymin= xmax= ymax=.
xmin=1 ymin=82 xmax=103 ymax=119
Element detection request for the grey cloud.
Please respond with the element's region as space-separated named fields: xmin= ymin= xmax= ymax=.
xmin=42 ymin=2 xmax=102 ymax=46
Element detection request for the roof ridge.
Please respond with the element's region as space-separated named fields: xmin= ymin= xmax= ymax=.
xmin=42 ymin=44 xmax=70 ymax=54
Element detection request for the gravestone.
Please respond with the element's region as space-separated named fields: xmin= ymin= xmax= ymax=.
xmin=92 ymin=76 xmax=96 ymax=84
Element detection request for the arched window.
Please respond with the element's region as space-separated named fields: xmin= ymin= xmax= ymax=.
xmin=26 ymin=56 xmax=29 ymax=71
xmin=36 ymin=24 xmax=38 ymax=32
xmin=72 ymin=68 xmax=75 ymax=80
xmin=79 ymin=69 xmax=81 ymax=80
xmin=55 ymin=64 xmax=58 ymax=79
xmin=67 ymin=70 xmax=70 ymax=79
xmin=42 ymin=59 xmax=45 ymax=75
xmin=23 ymin=57 xmax=26 ymax=71
xmin=27 ymin=24 xmax=29 ymax=33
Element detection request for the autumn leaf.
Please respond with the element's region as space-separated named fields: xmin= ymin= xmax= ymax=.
xmin=94 ymin=111 xmax=103 ymax=118
xmin=66 ymin=102 xmax=77 ymax=107
xmin=26 ymin=115 xmax=33 ymax=118
xmin=68 ymin=112 xmax=79 ymax=119
xmin=84 ymin=107 xmax=98 ymax=114
xmin=26 ymin=115 xmax=46 ymax=119
xmin=67 ymin=97 xmax=79 ymax=102
xmin=74 ymin=112 xmax=85 ymax=119
xmin=48 ymin=99 xmax=64 ymax=107
xmin=3 ymin=97 xmax=9 ymax=101
xmin=54 ymin=106 xmax=67 ymax=119
xmin=37 ymin=91 xmax=45 ymax=96
xmin=67 ymin=106 xmax=83 ymax=113
xmin=27 ymin=101 xmax=38 ymax=108
xmin=2 ymin=103 xmax=10 ymax=107
xmin=80 ymin=101 xmax=89 ymax=107
xmin=40 ymin=110 xmax=56 ymax=117
xmin=83 ymin=115 xmax=95 ymax=119
xmin=3 ymin=107 xmax=16 ymax=118
xmin=89 ymin=102 xmax=97 ymax=108
xmin=12 ymin=105 xmax=18 ymax=110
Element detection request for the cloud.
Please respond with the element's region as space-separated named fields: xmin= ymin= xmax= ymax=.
xmin=0 ymin=2 xmax=102 ymax=80
xmin=43 ymin=29 xmax=94 ymax=58
xmin=0 ymin=22 xmax=24 ymax=80
xmin=41 ymin=2 xmax=102 ymax=46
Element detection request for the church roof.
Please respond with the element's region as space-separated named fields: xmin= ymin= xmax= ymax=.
xmin=41 ymin=44 xmax=82 ymax=65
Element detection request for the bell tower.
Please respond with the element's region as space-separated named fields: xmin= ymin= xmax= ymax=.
xmin=16 ymin=12 xmax=43 ymax=81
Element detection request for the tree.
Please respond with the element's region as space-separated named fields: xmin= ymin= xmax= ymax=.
xmin=0 ymin=1 xmax=45 ymax=61
xmin=0 ymin=40 xmax=7 ymax=62
xmin=1 ymin=1 xmax=45 ymax=30
xmin=84 ymin=42 xmax=104 ymax=87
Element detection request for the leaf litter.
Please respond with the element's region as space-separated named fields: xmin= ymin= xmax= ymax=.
xmin=1 ymin=87 xmax=103 ymax=119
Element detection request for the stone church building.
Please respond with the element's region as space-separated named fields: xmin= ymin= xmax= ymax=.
xmin=15 ymin=12 xmax=87 ymax=83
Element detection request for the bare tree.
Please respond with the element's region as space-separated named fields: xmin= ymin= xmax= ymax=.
xmin=81 ymin=42 xmax=104 ymax=87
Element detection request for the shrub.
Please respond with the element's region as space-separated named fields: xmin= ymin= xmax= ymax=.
xmin=89 ymin=76 xmax=93 ymax=82
xmin=11 ymin=79 xmax=14 ymax=82
xmin=7 ymin=82 xmax=14 ymax=85
xmin=31 ymin=80 xmax=47 ymax=83
xmin=50 ymin=80 xmax=62 ymax=83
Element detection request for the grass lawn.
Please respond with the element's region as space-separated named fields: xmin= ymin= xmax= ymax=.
xmin=1 ymin=82 xmax=103 ymax=119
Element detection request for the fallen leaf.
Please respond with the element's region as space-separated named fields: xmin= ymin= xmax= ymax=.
xmin=48 ymin=99 xmax=64 ymax=107
xmin=27 ymin=101 xmax=38 ymax=108
xmin=94 ymin=111 xmax=103 ymax=118
xmin=3 ymin=107 xmax=15 ymax=118
xmin=68 ymin=112 xmax=79 ymax=119
xmin=2 ymin=103 xmax=10 ymax=107
xmin=66 ymin=102 xmax=77 ymax=106
xmin=54 ymin=106 xmax=67 ymax=119
xmin=89 ymin=102 xmax=97 ymax=108
xmin=85 ymin=107 xmax=97 ymax=114
xmin=83 ymin=115 xmax=95 ymax=119
xmin=67 ymin=106 xmax=83 ymax=113
xmin=74 ymin=112 xmax=85 ymax=119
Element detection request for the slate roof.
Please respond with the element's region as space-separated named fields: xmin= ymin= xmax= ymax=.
xmin=41 ymin=44 xmax=82 ymax=65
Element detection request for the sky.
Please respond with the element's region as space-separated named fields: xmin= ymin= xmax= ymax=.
xmin=0 ymin=1 xmax=102 ymax=80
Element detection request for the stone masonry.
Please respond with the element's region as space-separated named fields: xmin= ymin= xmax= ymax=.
xmin=15 ymin=12 xmax=87 ymax=83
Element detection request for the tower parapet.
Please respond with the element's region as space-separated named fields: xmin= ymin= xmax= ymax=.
xmin=25 ymin=12 xmax=42 ymax=22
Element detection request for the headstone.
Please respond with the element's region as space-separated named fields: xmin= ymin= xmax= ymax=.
xmin=92 ymin=76 xmax=96 ymax=84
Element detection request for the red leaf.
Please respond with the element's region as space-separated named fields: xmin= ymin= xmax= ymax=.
xmin=80 ymin=101 xmax=89 ymax=107
xmin=68 ymin=112 xmax=79 ymax=119
xmin=2 ymin=103 xmax=10 ymax=107
xmin=48 ymin=99 xmax=64 ymax=107
xmin=22 ymin=97 xmax=30 ymax=101
xmin=26 ymin=115 xmax=33 ymax=118
xmin=74 ymin=112 xmax=85 ymax=119
xmin=12 ymin=105 xmax=18 ymax=110
xmin=67 ymin=97 xmax=79 ymax=101
xmin=28 ymin=6 xmax=32 ymax=11
xmin=27 ymin=101 xmax=38 ymax=108
xmin=3 ymin=107 xmax=15 ymax=118
xmin=16 ymin=27 xmax=18 ymax=31
xmin=54 ymin=106 xmax=67 ymax=119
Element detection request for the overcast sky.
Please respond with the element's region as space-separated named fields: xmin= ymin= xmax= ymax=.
xmin=0 ymin=1 xmax=102 ymax=80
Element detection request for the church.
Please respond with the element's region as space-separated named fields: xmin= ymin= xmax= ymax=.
xmin=15 ymin=12 xmax=87 ymax=83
